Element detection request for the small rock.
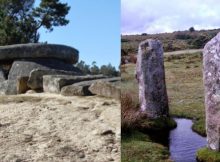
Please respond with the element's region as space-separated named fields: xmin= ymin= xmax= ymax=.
xmin=101 ymin=130 xmax=115 ymax=136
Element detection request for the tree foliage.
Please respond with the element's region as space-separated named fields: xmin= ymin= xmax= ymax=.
xmin=0 ymin=0 xmax=70 ymax=45
xmin=75 ymin=61 xmax=119 ymax=77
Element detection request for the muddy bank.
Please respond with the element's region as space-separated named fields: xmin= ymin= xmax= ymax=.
xmin=0 ymin=93 xmax=120 ymax=162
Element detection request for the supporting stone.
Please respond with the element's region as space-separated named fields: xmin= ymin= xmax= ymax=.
xmin=203 ymin=32 xmax=220 ymax=151
xmin=5 ymin=59 xmax=81 ymax=95
xmin=136 ymin=39 xmax=169 ymax=118
xmin=43 ymin=75 xmax=106 ymax=93
xmin=17 ymin=76 xmax=30 ymax=94
xmin=27 ymin=69 xmax=80 ymax=90
xmin=61 ymin=77 xmax=120 ymax=97
xmin=89 ymin=78 xmax=120 ymax=99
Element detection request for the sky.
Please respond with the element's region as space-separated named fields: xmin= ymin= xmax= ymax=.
xmin=37 ymin=0 xmax=120 ymax=68
xmin=121 ymin=0 xmax=220 ymax=34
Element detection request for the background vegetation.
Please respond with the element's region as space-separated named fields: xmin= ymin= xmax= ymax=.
xmin=121 ymin=28 xmax=220 ymax=60
xmin=0 ymin=0 xmax=70 ymax=45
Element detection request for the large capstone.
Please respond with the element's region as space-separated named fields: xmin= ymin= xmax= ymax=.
xmin=203 ymin=32 xmax=220 ymax=151
xmin=0 ymin=43 xmax=79 ymax=64
xmin=136 ymin=39 xmax=169 ymax=118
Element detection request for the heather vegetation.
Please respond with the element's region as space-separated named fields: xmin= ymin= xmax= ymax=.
xmin=121 ymin=28 xmax=220 ymax=57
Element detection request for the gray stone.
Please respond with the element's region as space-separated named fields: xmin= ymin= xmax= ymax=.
xmin=43 ymin=75 xmax=106 ymax=93
xmin=61 ymin=77 xmax=120 ymax=96
xmin=88 ymin=78 xmax=121 ymax=99
xmin=27 ymin=69 xmax=80 ymax=90
xmin=6 ymin=59 xmax=81 ymax=95
xmin=61 ymin=84 xmax=92 ymax=96
xmin=203 ymin=32 xmax=220 ymax=151
xmin=0 ymin=67 xmax=5 ymax=81
xmin=0 ymin=80 xmax=8 ymax=95
xmin=17 ymin=76 xmax=30 ymax=94
xmin=136 ymin=39 xmax=169 ymax=118
xmin=0 ymin=43 xmax=79 ymax=64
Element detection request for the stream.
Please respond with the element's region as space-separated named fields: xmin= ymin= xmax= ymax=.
xmin=169 ymin=118 xmax=206 ymax=162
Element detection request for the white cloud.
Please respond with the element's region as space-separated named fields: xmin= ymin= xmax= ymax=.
xmin=121 ymin=0 xmax=220 ymax=34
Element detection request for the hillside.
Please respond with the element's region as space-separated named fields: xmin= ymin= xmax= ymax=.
xmin=121 ymin=28 xmax=220 ymax=56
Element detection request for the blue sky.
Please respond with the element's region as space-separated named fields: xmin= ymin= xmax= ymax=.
xmin=122 ymin=0 xmax=220 ymax=34
xmin=37 ymin=0 xmax=120 ymax=68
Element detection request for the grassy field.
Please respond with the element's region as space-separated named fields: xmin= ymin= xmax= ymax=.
xmin=121 ymin=51 xmax=205 ymax=161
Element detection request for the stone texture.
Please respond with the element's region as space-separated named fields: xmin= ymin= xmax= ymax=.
xmin=61 ymin=77 xmax=120 ymax=96
xmin=0 ymin=80 xmax=8 ymax=95
xmin=0 ymin=67 xmax=5 ymax=81
xmin=88 ymin=78 xmax=121 ymax=99
xmin=136 ymin=39 xmax=169 ymax=118
xmin=17 ymin=76 xmax=30 ymax=94
xmin=61 ymin=83 xmax=92 ymax=96
xmin=203 ymin=32 xmax=220 ymax=151
xmin=5 ymin=59 xmax=81 ymax=95
xmin=27 ymin=69 xmax=80 ymax=90
xmin=43 ymin=75 xmax=106 ymax=93
xmin=0 ymin=43 xmax=79 ymax=64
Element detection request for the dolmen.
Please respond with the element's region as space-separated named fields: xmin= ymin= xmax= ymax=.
xmin=203 ymin=32 xmax=220 ymax=151
xmin=0 ymin=43 xmax=120 ymax=99
xmin=136 ymin=39 xmax=169 ymax=118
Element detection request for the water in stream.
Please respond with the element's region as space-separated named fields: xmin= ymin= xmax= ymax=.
xmin=169 ymin=118 xmax=206 ymax=162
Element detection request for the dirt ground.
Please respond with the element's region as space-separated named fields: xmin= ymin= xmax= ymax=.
xmin=0 ymin=93 xmax=120 ymax=162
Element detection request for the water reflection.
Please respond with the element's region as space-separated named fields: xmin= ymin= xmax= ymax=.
xmin=169 ymin=118 xmax=206 ymax=162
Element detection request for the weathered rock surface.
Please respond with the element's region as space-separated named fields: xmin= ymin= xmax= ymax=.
xmin=0 ymin=43 xmax=79 ymax=64
xmin=43 ymin=75 xmax=106 ymax=93
xmin=0 ymin=67 xmax=5 ymax=81
xmin=5 ymin=59 xmax=81 ymax=95
xmin=89 ymin=77 xmax=121 ymax=99
xmin=203 ymin=32 xmax=220 ymax=151
xmin=136 ymin=39 xmax=169 ymax=118
xmin=0 ymin=80 xmax=7 ymax=95
xmin=61 ymin=77 xmax=120 ymax=96
xmin=27 ymin=69 xmax=80 ymax=90
xmin=61 ymin=81 xmax=92 ymax=96
xmin=17 ymin=77 xmax=30 ymax=94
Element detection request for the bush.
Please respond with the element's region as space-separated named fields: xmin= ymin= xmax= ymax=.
xmin=189 ymin=27 xmax=195 ymax=32
xmin=121 ymin=93 xmax=141 ymax=131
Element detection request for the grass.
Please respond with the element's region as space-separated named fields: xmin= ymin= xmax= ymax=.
xmin=121 ymin=51 xmax=206 ymax=161
xmin=164 ymin=52 xmax=206 ymax=136
xmin=197 ymin=148 xmax=220 ymax=162
xmin=122 ymin=131 xmax=172 ymax=162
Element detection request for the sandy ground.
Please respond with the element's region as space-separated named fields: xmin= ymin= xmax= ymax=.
xmin=0 ymin=93 xmax=120 ymax=162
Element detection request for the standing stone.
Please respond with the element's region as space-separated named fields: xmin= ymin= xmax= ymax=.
xmin=203 ymin=32 xmax=220 ymax=151
xmin=136 ymin=39 xmax=169 ymax=118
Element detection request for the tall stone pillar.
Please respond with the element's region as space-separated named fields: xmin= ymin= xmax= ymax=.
xmin=136 ymin=39 xmax=169 ymax=118
xmin=204 ymin=32 xmax=220 ymax=151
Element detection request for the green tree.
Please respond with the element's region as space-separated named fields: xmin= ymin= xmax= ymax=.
xmin=189 ymin=27 xmax=195 ymax=32
xmin=90 ymin=61 xmax=100 ymax=75
xmin=0 ymin=0 xmax=70 ymax=45
xmin=75 ymin=60 xmax=90 ymax=75
xmin=100 ymin=63 xmax=118 ymax=77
